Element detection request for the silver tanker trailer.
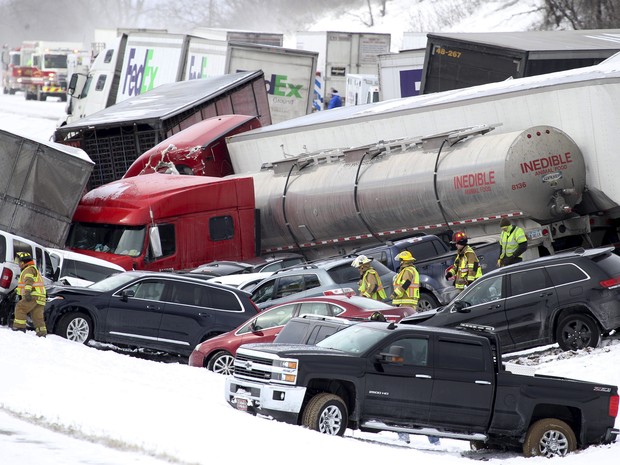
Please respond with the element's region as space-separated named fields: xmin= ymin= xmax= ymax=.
xmin=243 ymin=125 xmax=585 ymax=259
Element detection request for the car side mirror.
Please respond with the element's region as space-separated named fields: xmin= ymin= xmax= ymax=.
xmin=454 ymin=301 xmax=471 ymax=313
xmin=120 ymin=289 xmax=135 ymax=302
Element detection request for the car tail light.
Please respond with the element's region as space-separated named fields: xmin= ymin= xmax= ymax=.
xmin=323 ymin=288 xmax=356 ymax=297
xmin=0 ymin=267 xmax=13 ymax=289
xmin=600 ymin=276 xmax=620 ymax=289
xmin=610 ymin=394 xmax=619 ymax=418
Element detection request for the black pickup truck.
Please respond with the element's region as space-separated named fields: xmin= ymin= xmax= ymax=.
xmin=357 ymin=234 xmax=500 ymax=310
xmin=225 ymin=322 xmax=618 ymax=457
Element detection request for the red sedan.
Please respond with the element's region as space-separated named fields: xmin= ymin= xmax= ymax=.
xmin=188 ymin=295 xmax=415 ymax=374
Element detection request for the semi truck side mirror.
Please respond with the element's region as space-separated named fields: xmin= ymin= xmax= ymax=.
xmin=149 ymin=226 xmax=163 ymax=259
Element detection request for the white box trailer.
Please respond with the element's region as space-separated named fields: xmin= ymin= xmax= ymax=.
xmin=295 ymin=31 xmax=391 ymax=110
xmin=226 ymin=42 xmax=318 ymax=123
xmin=378 ymin=48 xmax=426 ymax=100
xmin=192 ymin=27 xmax=284 ymax=47
xmin=345 ymin=73 xmax=379 ymax=106
xmin=61 ymin=32 xmax=227 ymax=125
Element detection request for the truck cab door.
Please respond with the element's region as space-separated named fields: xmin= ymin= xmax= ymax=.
xmin=364 ymin=336 xmax=432 ymax=426
xmin=428 ymin=335 xmax=494 ymax=432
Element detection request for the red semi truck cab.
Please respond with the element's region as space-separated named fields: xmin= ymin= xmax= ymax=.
xmin=66 ymin=174 xmax=257 ymax=271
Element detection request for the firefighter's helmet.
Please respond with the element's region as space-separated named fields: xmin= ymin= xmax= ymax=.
xmin=351 ymin=255 xmax=372 ymax=268
xmin=450 ymin=231 xmax=468 ymax=245
xmin=15 ymin=252 xmax=33 ymax=263
xmin=395 ymin=250 xmax=415 ymax=262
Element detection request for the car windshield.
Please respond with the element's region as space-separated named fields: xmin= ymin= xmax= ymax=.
xmin=67 ymin=223 xmax=145 ymax=257
xmin=316 ymin=324 xmax=386 ymax=354
xmin=88 ymin=272 xmax=135 ymax=292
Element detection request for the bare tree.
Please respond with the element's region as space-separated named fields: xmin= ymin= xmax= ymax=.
xmin=541 ymin=0 xmax=620 ymax=29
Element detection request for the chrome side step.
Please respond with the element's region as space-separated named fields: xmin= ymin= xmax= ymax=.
xmin=361 ymin=420 xmax=487 ymax=441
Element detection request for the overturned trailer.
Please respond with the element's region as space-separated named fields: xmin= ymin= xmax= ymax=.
xmin=54 ymin=70 xmax=271 ymax=189
xmin=0 ymin=129 xmax=93 ymax=247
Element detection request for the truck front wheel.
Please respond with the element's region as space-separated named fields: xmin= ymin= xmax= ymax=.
xmin=301 ymin=393 xmax=348 ymax=436
xmin=523 ymin=418 xmax=576 ymax=457
xmin=418 ymin=293 xmax=440 ymax=311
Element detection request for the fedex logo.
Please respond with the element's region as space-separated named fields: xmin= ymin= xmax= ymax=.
xmin=188 ymin=55 xmax=208 ymax=80
xmin=265 ymin=74 xmax=303 ymax=98
xmin=122 ymin=47 xmax=159 ymax=97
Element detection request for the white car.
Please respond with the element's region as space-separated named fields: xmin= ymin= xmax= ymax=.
xmin=206 ymin=272 xmax=273 ymax=292
xmin=47 ymin=248 xmax=125 ymax=287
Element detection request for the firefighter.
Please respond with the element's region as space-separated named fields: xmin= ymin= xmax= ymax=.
xmin=351 ymin=255 xmax=387 ymax=301
xmin=12 ymin=252 xmax=47 ymax=337
xmin=498 ymin=217 xmax=528 ymax=266
xmin=446 ymin=231 xmax=482 ymax=292
xmin=390 ymin=250 xmax=420 ymax=310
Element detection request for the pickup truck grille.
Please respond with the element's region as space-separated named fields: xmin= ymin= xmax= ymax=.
xmin=234 ymin=352 xmax=273 ymax=381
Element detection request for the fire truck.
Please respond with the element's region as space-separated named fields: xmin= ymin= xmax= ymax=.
xmin=15 ymin=40 xmax=84 ymax=101
xmin=1 ymin=45 xmax=22 ymax=94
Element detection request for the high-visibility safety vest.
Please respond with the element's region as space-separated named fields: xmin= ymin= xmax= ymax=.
xmin=453 ymin=246 xmax=482 ymax=290
xmin=17 ymin=264 xmax=47 ymax=305
xmin=359 ymin=268 xmax=387 ymax=300
xmin=392 ymin=265 xmax=419 ymax=307
xmin=499 ymin=226 xmax=527 ymax=259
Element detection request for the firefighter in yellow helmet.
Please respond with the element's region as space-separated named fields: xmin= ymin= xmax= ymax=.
xmin=351 ymin=255 xmax=387 ymax=301
xmin=390 ymin=250 xmax=420 ymax=310
xmin=12 ymin=252 xmax=47 ymax=337
xmin=446 ymin=231 xmax=482 ymax=292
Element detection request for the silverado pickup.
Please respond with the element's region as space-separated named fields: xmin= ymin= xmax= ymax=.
xmin=225 ymin=322 xmax=618 ymax=457
xmin=357 ymin=234 xmax=500 ymax=310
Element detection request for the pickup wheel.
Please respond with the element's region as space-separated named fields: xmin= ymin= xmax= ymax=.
xmin=523 ymin=418 xmax=576 ymax=457
xmin=301 ymin=393 xmax=348 ymax=436
xmin=418 ymin=293 xmax=440 ymax=312
xmin=207 ymin=350 xmax=235 ymax=375
xmin=56 ymin=312 xmax=93 ymax=344
xmin=555 ymin=313 xmax=600 ymax=351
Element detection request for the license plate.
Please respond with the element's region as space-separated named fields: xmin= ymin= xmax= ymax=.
xmin=527 ymin=229 xmax=542 ymax=240
xmin=236 ymin=397 xmax=248 ymax=411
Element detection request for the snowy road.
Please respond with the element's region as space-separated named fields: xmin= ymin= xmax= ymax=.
xmin=0 ymin=409 xmax=175 ymax=465
xmin=0 ymin=92 xmax=64 ymax=140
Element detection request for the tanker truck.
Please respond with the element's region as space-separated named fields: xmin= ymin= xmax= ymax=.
xmin=65 ymin=124 xmax=583 ymax=270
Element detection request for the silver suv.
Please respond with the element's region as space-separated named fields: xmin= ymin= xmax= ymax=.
xmin=250 ymin=256 xmax=396 ymax=310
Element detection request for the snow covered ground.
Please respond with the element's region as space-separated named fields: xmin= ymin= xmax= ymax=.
xmin=0 ymin=326 xmax=618 ymax=465
xmin=0 ymin=2 xmax=618 ymax=460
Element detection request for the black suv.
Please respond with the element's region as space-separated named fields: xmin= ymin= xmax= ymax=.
xmin=401 ymin=247 xmax=620 ymax=352
xmin=44 ymin=271 xmax=259 ymax=356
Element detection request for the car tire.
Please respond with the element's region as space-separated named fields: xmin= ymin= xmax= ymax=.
xmin=301 ymin=392 xmax=347 ymax=436
xmin=207 ymin=350 xmax=235 ymax=375
xmin=56 ymin=312 xmax=93 ymax=344
xmin=555 ymin=313 xmax=601 ymax=351
xmin=417 ymin=292 xmax=440 ymax=312
xmin=522 ymin=418 xmax=576 ymax=457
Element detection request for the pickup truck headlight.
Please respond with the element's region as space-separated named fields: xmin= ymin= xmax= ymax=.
xmin=272 ymin=358 xmax=299 ymax=384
